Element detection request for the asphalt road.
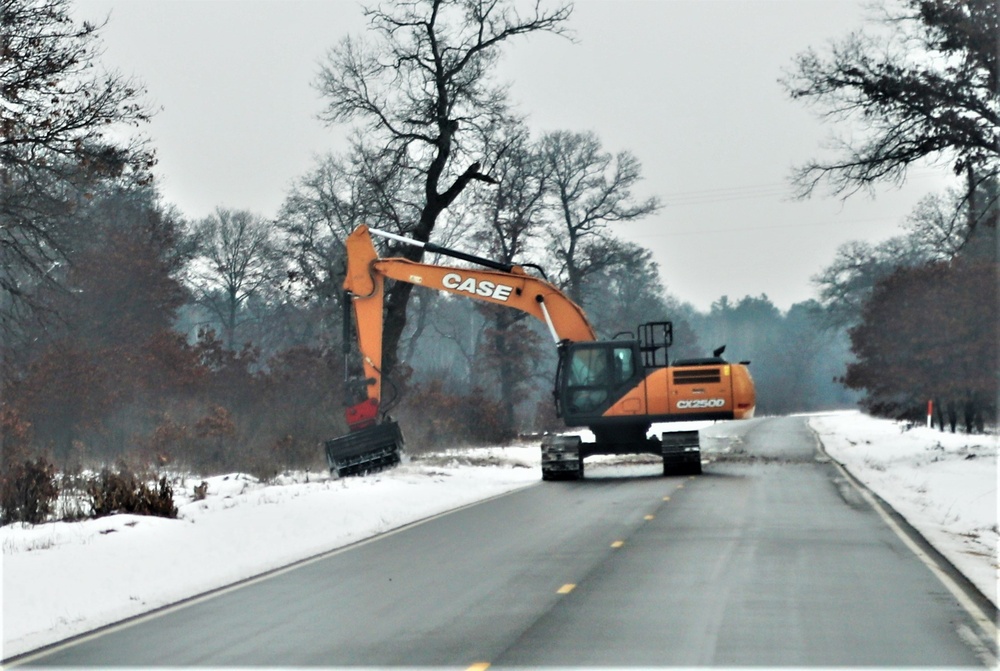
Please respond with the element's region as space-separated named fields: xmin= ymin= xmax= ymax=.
xmin=24 ymin=416 xmax=997 ymax=667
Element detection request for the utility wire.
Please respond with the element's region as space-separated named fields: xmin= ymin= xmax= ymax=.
xmin=664 ymin=182 xmax=792 ymax=206
xmin=660 ymin=169 xmax=950 ymax=207
xmin=626 ymin=216 xmax=903 ymax=238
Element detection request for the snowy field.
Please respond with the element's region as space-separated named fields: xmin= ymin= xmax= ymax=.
xmin=2 ymin=411 xmax=997 ymax=661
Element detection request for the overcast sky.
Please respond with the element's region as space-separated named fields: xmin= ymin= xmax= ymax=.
xmin=74 ymin=0 xmax=956 ymax=312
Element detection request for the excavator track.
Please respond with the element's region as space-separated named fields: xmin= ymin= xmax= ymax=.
xmin=541 ymin=435 xmax=584 ymax=480
xmin=661 ymin=430 xmax=702 ymax=476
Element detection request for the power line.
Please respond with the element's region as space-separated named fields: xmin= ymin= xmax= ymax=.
xmin=663 ymin=182 xmax=792 ymax=206
xmin=659 ymin=169 xmax=950 ymax=207
xmin=625 ymin=216 xmax=902 ymax=238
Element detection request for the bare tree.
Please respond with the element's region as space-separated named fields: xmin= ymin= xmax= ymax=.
xmin=782 ymin=0 xmax=998 ymax=247
xmin=1 ymin=0 xmax=154 ymax=333
xmin=903 ymin=188 xmax=972 ymax=258
xmin=469 ymin=121 xmax=549 ymax=263
xmin=278 ymin=143 xmax=421 ymax=345
xmin=813 ymin=186 xmax=977 ymax=330
xmin=313 ymin=0 xmax=572 ymax=381
xmin=812 ymin=238 xmax=918 ymax=330
xmin=192 ymin=209 xmax=279 ymax=350
xmin=279 ymin=152 xmax=366 ymax=314
xmin=539 ymin=130 xmax=661 ymax=305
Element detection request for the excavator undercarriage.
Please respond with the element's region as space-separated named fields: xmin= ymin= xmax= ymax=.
xmin=541 ymin=430 xmax=702 ymax=481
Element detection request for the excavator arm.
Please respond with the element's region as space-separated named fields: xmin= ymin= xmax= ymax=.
xmin=342 ymin=224 xmax=595 ymax=424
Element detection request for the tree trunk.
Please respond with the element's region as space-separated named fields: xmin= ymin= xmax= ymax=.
xmin=227 ymin=288 xmax=237 ymax=350
xmin=946 ymin=400 xmax=958 ymax=433
xmin=379 ymin=158 xmax=487 ymax=384
xmin=379 ymin=200 xmax=441 ymax=384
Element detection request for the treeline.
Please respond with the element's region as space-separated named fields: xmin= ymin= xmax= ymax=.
xmin=2 ymin=0 xmax=667 ymax=477
xmin=814 ymin=196 xmax=998 ymax=431
xmin=682 ymin=297 xmax=858 ymax=416
xmin=3 ymin=0 xmax=997 ymax=507
xmin=4 ymin=186 xmax=344 ymax=475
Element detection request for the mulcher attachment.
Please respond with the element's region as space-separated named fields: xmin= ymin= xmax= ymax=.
xmin=325 ymin=421 xmax=404 ymax=477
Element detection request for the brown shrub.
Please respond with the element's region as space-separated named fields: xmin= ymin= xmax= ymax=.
xmin=398 ymin=380 xmax=514 ymax=450
xmin=1 ymin=455 xmax=59 ymax=525
xmin=86 ymin=467 xmax=177 ymax=519
xmin=192 ymin=481 xmax=209 ymax=501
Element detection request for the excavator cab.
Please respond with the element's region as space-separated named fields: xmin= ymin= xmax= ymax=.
xmin=555 ymin=322 xmax=672 ymax=426
xmin=557 ymin=342 xmax=640 ymax=419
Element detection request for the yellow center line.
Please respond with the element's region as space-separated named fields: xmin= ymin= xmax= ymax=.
xmin=466 ymin=664 xmax=491 ymax=671
xmin=677 ymin=483 xmax=685 ymax=489
xmin=662 ymin=496 xmax=671 ymax=501
xmin=557 ymin=583 xmax=576 ymax=594
xmin=644 ymin=514 xmax=655 ymax=520
xmin=611 ymin=540 xmax=625 ymax=548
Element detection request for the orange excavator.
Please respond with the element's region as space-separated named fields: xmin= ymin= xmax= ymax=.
xmin=325 ymin=225 xmax=756 ymax=479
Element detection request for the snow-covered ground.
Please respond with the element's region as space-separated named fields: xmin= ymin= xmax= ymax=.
xmin=2 ymin=411 xmax=996 ymax=661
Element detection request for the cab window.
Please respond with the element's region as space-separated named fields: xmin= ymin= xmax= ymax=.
xmin=568 ymin=347 xmax=609 ymax=387
xmin=562 ymin=344 xmax=640 ymax=415
xmin=566 ymin=347 xmax=610 ymax=412
xmin=613 ymin=347 xmax=635 ymax=384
